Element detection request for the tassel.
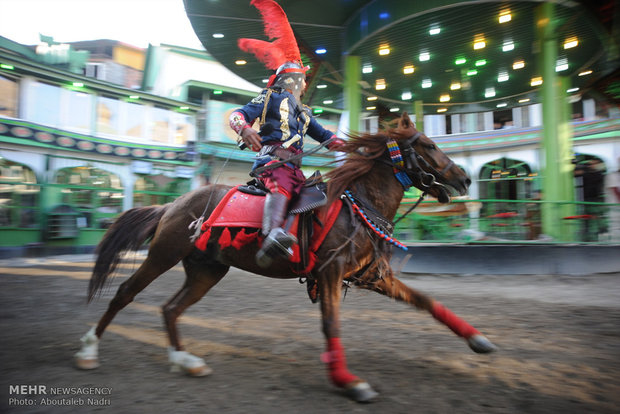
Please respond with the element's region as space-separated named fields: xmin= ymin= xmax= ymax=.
xmin=231 ymin=228 xmax=259 ymax=250
xmin=195 ymin=227 xmax=211 ymax=251
xmin=218 ymin=228 xmax=232 ymax=250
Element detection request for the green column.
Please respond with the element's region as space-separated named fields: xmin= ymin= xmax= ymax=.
xmin=344 ymin=55 xmax=361 ymax=134
xmin=414 ymin=100 xmax=424 ymax=133
xmin=537 ymin=3 xmax=575 ymax=240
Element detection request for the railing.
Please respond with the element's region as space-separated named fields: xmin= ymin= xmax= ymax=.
xmin=394 ymin=198 xmax=620 ymax=244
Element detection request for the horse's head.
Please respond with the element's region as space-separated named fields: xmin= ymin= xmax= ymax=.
xmin=392 ymin=112 xmax=470 ymax=203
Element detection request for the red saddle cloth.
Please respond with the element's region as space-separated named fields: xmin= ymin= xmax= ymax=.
xmin=194 ymin=186 xmax=342 ymax=273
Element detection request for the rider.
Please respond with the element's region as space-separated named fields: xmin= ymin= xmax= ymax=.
xmin=229 ymin=0 xmax=345 ymax=267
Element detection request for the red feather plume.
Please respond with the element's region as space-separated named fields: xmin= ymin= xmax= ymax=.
xmin=237 ymin=0 xmax=301 ymax=70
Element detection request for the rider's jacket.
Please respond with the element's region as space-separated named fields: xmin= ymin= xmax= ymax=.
xmin=230 ymin=87 xmax=334 ymax=152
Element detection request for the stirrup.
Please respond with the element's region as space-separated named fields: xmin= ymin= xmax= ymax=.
xmin=256 ymin=228 xmax=296 ymax=268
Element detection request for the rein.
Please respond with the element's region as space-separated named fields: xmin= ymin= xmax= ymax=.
xmin=250 ymin=137 xmax=336 ymax=177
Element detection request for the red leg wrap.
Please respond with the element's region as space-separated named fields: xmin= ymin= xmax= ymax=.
xmin=431 ymin=301 xmax=480 ymax=338
xmin=322 ymin=338 xmax=359 ymax=388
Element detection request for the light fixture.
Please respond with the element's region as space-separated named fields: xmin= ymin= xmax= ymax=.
xmin=429 ymin=24 xmax=441 ymax=35
xmin=375 ymin=79 xmax=386 ymax=90
xmin=379 ymin=45 xmax=390 ymax=55
xmin=316 ymin=84 xmax=327 ymax=89
xmin=513 ymin=60 xmax=525 ymax=70
xmin=128 ymin=94 xmax=139 ymax=99
xmin=455 ymin=57 xmax=467 ymax=65
xmin=315 ymin=48 xmax=327 ymax=54
xmin=235 ymin=59 xmax=247 ymax=65
xmin=262 ymin=79 xmax=269 ymax=83
xmin=323 ymin=99 xmax=333 ymax=104
xmin=403 ymin=65 xmax=415 ymax=74
xmin=313 ymin=108 xmax=324 ymax=114
xmin=362 ymin=64 xmax=373 ymax=74
xmin=179 ymin=106 xmax=190 ymax=110
xmin=73 ymin=82 xmax=84 ymax=88
xmin=389 ymin=107 xmax=400 ymax=112
xmin=212 ymin=33 xmax=224 ymax=38
xmin=0 ymin=63 xmax=14 ymax=70
xmin=499 ymin=10 xmax=512 ymax=24
xmin=401 ymin=91 xmax=412 ymax=100
xmin=485 ymin=87 xmax=496 ymax=98
xmin=563 ymin=37 xmax=578 ymax=49
xmin=475 ymin=59 xmax=487 ymax=66
xmin=502 ymin=40 xmax=514 ymax=52
xmin=422 ymin=78 xmax=432 ymax=88
xmin=437 ymin=108 xmax=447 ymax=113
xmin=555 ymin=58 xmax=568 ymax=72
xmin=419 ymin=51 xmax=430 ymax=61
xmin=498 ymin=71 xmax=509 ymax=82
xmin=473 ymin=35 xmax=486 ymax=50
xmin=440 ymin=94 xmax=450 ymax=102
xmin=367 ymin=96 xmax=378 ymax=101
xmin=518 ymin=98 xmax=530 ymax=103
xmin=578 ymin=70 xmax=592 ymax=76
xmin=567 ymin=87 xmax=579 ymax=93
xmin=366 ymin=106 xmax=376 ymax=110
xmin=531 ymin=77 xmax=543 ymax=86
xmin=467 ymin=69 xmax=478 ymax=76
xmin=450 ymin=82 xmax=461 ymax=90
xmin=496 ymin=103 xmax=507 ymax=108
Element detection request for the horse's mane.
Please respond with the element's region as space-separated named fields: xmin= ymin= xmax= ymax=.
xmin=325 ymin=124 xmax=412 ymax=204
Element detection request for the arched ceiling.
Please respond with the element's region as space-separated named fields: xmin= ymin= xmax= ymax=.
xmin=184 ymin=0 xmax=618 ymax=116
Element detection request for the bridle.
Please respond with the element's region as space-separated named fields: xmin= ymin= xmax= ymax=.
xmin=385 ymin=130 xmax=454 ymax=224
xmin=386 ymin=131 xmax=453 ymax=192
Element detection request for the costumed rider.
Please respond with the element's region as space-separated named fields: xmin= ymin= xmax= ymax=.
xmin=229 ymin=0 xmax=345 ymax=268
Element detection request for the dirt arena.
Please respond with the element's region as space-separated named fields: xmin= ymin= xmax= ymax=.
xmin=1 ymin=253 xmax=619 ymax=413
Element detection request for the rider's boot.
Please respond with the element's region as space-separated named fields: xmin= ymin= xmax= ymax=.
xmin=256 ymin=192 xmax=297 ymax=268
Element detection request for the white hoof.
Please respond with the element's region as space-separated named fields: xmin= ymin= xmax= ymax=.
xmin=168 ymin=348 xmax=212 ymax=377
xmin=75 ymin=327 xmax=100 ymax=370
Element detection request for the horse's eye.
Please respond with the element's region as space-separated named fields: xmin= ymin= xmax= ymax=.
xmin=427 ymin=144 xmax=436 ymax=150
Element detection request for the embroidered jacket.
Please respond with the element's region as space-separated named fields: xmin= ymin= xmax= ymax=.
xmin=230 ymin=88 xmax=334 ymax=151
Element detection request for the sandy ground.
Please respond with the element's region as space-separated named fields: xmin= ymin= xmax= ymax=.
xmin=0 ymin=253 xmax=619 ymax=413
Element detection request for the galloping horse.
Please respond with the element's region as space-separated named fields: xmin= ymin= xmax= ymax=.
xmin=75 ymin=113 xmax=496 ymax=402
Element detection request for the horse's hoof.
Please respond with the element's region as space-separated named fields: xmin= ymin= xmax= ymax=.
xmin=168 ymin=349 xmax=212 ymax=377
xmin=346 ymin=382 xmax=379 ymax=403
xmin=467 ymin=334 xmax=497 ymax=354
xmin=75 ymin=357 xmax=100 ymax=370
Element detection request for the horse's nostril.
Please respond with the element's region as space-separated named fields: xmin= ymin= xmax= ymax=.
xmin=465 ymin=178 xmax=472 ymax=187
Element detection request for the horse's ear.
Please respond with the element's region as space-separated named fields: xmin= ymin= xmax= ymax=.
xmin=398 ymin=112 xmax=415 ymax=130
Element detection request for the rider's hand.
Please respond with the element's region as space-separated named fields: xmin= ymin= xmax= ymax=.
xmin=241 ymin=127 xmax=263 ymax=152
xmin=327 ymin=137 xmax=346 ymax=151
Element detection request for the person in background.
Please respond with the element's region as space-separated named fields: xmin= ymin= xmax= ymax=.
xmin=229 ymin=0 xmax=344 ymax=267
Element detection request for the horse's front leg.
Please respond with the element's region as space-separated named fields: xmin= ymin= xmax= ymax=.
xmin=318 ymin=262 xmax=379 ymax=402
xmin=354 ymin=271 xmax=497 ymax=353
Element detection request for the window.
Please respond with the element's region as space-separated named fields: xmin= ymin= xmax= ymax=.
xmin=133 ymin=174 xmax=189 ymax=206
xmin=29 ymin=81 xmax=62 ymax=127
xmin=62 ymin=89 xmax=93 ymax=133
xmin=0 ymin=75 xmax=18 ymax=118
xmin=0 ymin=159 xmax=40 ymax=228
xmin=96 ymin=96 xmax=120 ymax=136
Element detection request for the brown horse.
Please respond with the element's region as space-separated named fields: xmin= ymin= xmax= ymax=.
xmin=75 ymin=113 xmax=495 ymax=402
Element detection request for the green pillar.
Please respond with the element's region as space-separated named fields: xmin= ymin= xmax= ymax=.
xmin=414 ymin=100 xmax=424 ymax=133
xmin=344 ymin=55 xmax=361 ymax=134
xmin=537 ymin=3 xmax=575 ymax=240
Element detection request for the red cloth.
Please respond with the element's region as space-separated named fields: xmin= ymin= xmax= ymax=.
xmin=321 ymin=337 xmax=359 ymax=387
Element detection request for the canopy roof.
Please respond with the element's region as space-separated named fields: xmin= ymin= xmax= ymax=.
xmin=184 ymin=0 xmax=618 ymax=115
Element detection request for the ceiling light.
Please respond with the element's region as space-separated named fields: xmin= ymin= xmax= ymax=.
xmin=389 ymin=107 xmax=400 ymax=112
xmin=496 ymin=103 xmax=507 ymax=108
xmin=422 ymin=78 xmax=432 ymax=88
xmin=499 ymin=10 xmax=512 ymax=24
xmin=419 ymin=51 xmax=430 ymax=61
xmin=437 ymin=108 xmax=447 ymax=113
xmin=578 ymin=70 xmax=592 ymax=76
xmin=475 ymin=59 xmax=486 ymax=66
xmin=513 ymin=60 xmax=525 ymax=70
xmin=213 ymin=90 xmax=223 ymax=95
xmin=379 ymin=45 xmax=390 ymax=56
xmin=367 ymin=96 xmax=378 ymax=101
xmin=440 ymin=94 xmax=450 ymax=102
xmin=467 ymin=69 xmax=478 ymax=76
xmin=473 ymin=36 xmax=486 ymax=50
xmin=563 ymin=37 xmax=578 ymax=49
xmin=455 ymin=57 xmax=467 ymax=65
xmin=262 ymin=79 xmax=269 ymax=83
xmin=401 ymin=91 xmax=412 ymax=100
xmin=498 ymin=71 xmax=509 ymax=82
xmin=315 ymin=48 xmax=327 ymax=54
xmin=502 ymin=41 xmax=514 ymax=52
xmin=316 ymin=84 xmax=327 ymax=89
xmin=362 ymin=64 xmax=373 ymax=74
xmin=212 ymin=33 xmax=224 ymax=38
xmin=429 ymin=24 xmax=441 ymax=35
xmin=531 ymin=77 xmax=543 ymax=86
xmin=323 ymin=99 xmax=333 ymax=104
xmin=555 ymin=58 xmax=568 ymax=72
xmin=313 ymin=108 xmax=324 ymax=114
xmin=73 ymin=82 xmax=84 ymax=88
xmin=518 ymin=98 xmax=530 ymax=103
xmin=450 ymin=82 xmax=461 ymax=90
xmin=567 ymin=87 xmax=579 ymax=93
xmin=403 ymin=65 xmax=415 ymax=74
xmin=366 ymin=106 xmax=376 ymax=110
xmin=485 ymin=87 xmax=496 ymax=98
xmin=235 ymin=60 xmax=247 ymax=65
xmin=375 ymin=79 xmax=386 ymax=90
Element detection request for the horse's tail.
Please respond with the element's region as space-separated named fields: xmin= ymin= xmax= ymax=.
xmin=88 ymin=204 xmax=169 ymax=302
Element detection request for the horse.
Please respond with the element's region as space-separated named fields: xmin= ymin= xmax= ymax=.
xmin=75 ymin=112 xmax=496 ymax=402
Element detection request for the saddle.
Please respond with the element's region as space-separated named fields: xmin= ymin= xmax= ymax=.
xmin=194 ymin=172 xmax=342 ymax=286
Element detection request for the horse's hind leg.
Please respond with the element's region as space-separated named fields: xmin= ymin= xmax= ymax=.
xmin=75 ymin=255 xmax=179 ymax=369
xmin=354 ymin=272 xmax=497 ymax=353
xmin=163 ymin=257 xmax=229 ymax=376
